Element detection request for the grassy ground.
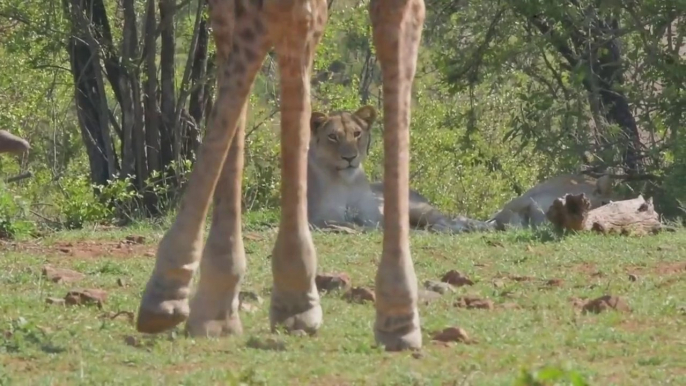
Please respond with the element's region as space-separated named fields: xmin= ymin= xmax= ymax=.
xmin=1 ymin=218 xmax=685 ymax=385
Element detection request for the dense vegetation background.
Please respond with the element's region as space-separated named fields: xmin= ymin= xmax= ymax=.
xmin=1 ymin=0 xmax=685 ymax=237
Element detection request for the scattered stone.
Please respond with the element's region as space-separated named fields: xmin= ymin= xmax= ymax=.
xmin=628 ymin=274 xmax=639 ymax=282
xmin=499 ymin=302 xmax=521 ymax=310
xmin=58 ymin=248 xmax=71 ymax=254
xmin=315 ymin=272 xmax=352 ymax=292
xmin=492 ymin=279 xmax=505 ymax=288
xmin=423 ymin=280 xmax=453 ymax=294
xmin=42 ymin=265 xmax=85 ymax=284
xmin=246 ymin=336 xmax=286 ymax=351
xmin=432 ymin=327 xmax=471 ymax=344
xmin=509 ymin=275 xmax=535 ymax=282
xmin=64 ymin=289 xmax=108 ymax=308
xmin=582 ymin=295 xmax=631 ymax=314
xmin=45 ymin=297 xmax=65 ymax=306
xmin=411 ymin=351 xmax=423 ymax=359
xmin=124 ymin=335 xmax=140 ymax=347
xmin=544 ymin=278 xmax=564 ymax=287
xmin=417 ymin=289 xmax=442 ymax=304
xmin=454 ymin=296 xmax=494 ymax=310
xmin=116 ymin=278 xmax=126 ymax=287
xmin=344 ymin=287 xmax=376 ymax=304
xmin=441 ymin=270 xmax=474 ymax=287
xmin=239 ymin=291 xmax=263 ymax=305
xmin=125 ymin=235 xmax=145 ymax=244
xmin=102 ymin=311 xmax=135 ymax=324
xmin=144 ymin=252 xmax=155 ymax=257
xmin=486 ymin=240 xmax=504 ymax=248
xmin=240 ymin=303 xmax=259 ymax=313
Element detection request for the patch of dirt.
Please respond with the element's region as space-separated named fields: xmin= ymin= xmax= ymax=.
xmin=9 ymin=239 xmax=156 ymax=260
xmin=581 ymin=295 xmax=631 ymax=314
xmin=454 ymin=296 xmax=494 ymax=310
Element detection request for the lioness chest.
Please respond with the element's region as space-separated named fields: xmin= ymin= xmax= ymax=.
xmin=308 ymin=177 xmax=382 ymax=227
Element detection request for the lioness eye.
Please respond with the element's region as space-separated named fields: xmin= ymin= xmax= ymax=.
xmin=353 ymin=131 xmax=361 ymax=138
xmin=328 ymin=133 xmax=337 ymax=142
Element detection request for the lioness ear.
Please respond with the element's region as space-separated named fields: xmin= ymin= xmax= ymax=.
xmin=353 ymin=105 xmax=377 ymax=128
xmin=311 ymin=112 xmax=328 ymax=133
xmin=596 ymin=174 xmax=612 ymax=196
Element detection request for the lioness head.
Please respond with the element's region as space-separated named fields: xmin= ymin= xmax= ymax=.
xmin=309 ymin=105 xmax=376 ymax=179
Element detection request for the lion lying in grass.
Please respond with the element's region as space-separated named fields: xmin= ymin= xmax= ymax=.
xmin=307 ymin=105 xmax=492 ymax=234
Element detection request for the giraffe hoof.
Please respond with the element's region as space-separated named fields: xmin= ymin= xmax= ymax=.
xmin=136 ymin=298 xmax=190 ymax=334
xmin=374 ymin=310 xmax=422 ymax=351
xmin=269 ymin=302 xmax=322 ymax=335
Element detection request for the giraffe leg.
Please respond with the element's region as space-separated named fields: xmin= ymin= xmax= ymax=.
xmin=136 ymin=0 xmax=268 ymax=334
xmin=186 ymin=103 xmax=247 ymax=337
xmin=370 ymin=0 xmax=425 ymax=351
xmin=263 ymin=0 xmax=328 ymax=334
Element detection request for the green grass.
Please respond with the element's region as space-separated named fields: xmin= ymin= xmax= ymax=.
xmin=1 ymin=221 xmax=685 ymax=385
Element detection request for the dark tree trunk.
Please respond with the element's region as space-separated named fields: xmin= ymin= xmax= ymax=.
xmin=186 ymin=9 xmax=210 ymax=158
xmin=158 ymin=0 xmax=176 ymax=168
xmin=64 ymin=0 xmax=118 ymax=185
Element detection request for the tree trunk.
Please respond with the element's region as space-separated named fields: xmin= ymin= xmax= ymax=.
xmin=64 ymin=0 xmax=118 ymax=185
xmin=187 ymin=9 xmax=210 ymax=158
xmin=158 ymin=0 xmax=176 ymax=168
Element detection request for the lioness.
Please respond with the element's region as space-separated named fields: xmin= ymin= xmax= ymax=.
xmin=307 ymin=105 xmax=492 ymax=233
xmin=487 ymin=173 xmax=615 ymax=230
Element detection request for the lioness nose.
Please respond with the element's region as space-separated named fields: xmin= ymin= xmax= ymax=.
xmin=341 ymin=155 xmax=355 ymax=163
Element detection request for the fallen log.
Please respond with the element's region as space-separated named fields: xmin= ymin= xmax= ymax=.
xmin=546 ymin=193 xmax=662 ymax=235
xmin=5 ymin=171 xmax=32 ymax=183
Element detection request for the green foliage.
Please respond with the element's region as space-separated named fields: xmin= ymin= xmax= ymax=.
xmin=0 ymin=183 xmax=34 ymax=239
xmin=516 ymin=365 xmax=590 ymax=386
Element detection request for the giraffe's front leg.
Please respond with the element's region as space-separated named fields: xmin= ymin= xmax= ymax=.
xmin=370 ymin=0 xmax=425 ymax=351
xmin=136 ymin=0 xmax=268 ymax=334
xmin=264 ymin=0 xmax=328 ymax=335
xmin=186 ymin=103 xmax=248 ymax=337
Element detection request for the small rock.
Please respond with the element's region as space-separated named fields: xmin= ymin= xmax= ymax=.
xmin=102 ymin=311 xmax=135 ymax=324
xmin=628 ymin=274 xmax=638 ymax=282
xmin=239 ymin=291 xmax=263 ymax=304
xmin=315 ymin=272 xmax=352 ymax=292
xmin=499 ymin=302 xmax=521 ymax=310
xmin=144 ymin=252 xmax=155 ymax=257
xmin=45 ymin=297 xmax=65 ymax=306
xmin=124 ymin=335 xmax=140 ymax=347
xmin=240 ymin=303 xmax=259 ymax=313
xmin=246 ymin=336 xmax=286 ymax=351
xmin=125 ymin=235 xmax=145 ymax=244
xmin=492 ymin=279 xmax=505 ymax=288
xmin=544 ymin=278 xmax=564 ymax=287
xmin=116 ymin=278 xmax=126 ymax=287
xmin=509 ymin=275 xmax=535 ymax=282
xmin=454 ymin=296 xmax=494 ymax=310
xmin=432 ymin=327 xmax=471 ymax=343
xmin=582 ymin=295 xmax=631 ymax=314
xmin=441 ymin=270 xmax=474 ymax=287
xmin=417 ymin=289 xmax=442 ymax=304
xmin=411 ymin=351 xmax=423 ymax=359
xmin=42 ymin=265 xmax=85 ymax=284
xmin=344 ymin=287 xmax=376 ymax=304
xmin=58 ymin=248 xmax=71 ymax=254
xmin=64 ymin=289 xmax=108 ymax=308
xmin=423 ymin=280 xmax=453 ymax=294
